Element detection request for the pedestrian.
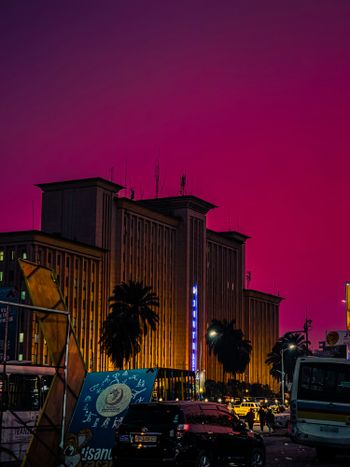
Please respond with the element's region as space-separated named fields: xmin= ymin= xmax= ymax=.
xmin=266 ymin=408 xmax=275 ymax=434
xmin=258 ymin=406 xmax=266 ymax=432
xmin=246 ymin=408 xmax=255 ymax=430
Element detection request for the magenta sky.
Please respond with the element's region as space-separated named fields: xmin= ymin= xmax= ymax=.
xmin=1 ymin=1 xmax=350 ymax=347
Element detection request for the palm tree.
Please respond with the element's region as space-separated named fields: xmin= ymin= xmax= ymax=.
xmin=265 ymin=331 xmax=310 ymax=383
xmin=206 ymin=319 xmax=252 ymax=383
xmin=100 ymin=280 xmax=159 ymax=368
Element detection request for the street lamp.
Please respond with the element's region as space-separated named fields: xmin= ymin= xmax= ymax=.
xmin=281 ymin=344 xmax=296 ymax=406
xmin=207 ymin=327 xmax=224 ymax=397
xmin=209 ymin=329 xmax=218 ymax=338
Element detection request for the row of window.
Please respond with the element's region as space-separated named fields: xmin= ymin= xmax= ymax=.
xmin=0 ymin=247 xmax=97 ymax=275
xmin=0 ymin=250 xmax=27 ymax=261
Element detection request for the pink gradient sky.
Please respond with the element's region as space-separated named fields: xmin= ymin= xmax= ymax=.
xmin=1 ymin=1 xmax=350 ymax=347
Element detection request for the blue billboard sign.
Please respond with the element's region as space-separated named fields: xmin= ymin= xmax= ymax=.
xmin=65 ymin=368 xmax=157 ymax=466
xmin=0 ymin=287 xmax=18 ymax=361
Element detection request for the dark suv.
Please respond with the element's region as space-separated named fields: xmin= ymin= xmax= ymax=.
xmin=112 ymin=401 xmax=265 ymax=467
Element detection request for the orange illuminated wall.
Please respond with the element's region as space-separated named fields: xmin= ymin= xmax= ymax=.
xmin=346 ymin=282 xmax=350 ymax=330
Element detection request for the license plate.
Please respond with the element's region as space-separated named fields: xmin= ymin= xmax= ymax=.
xmin=134 ymin=434 xmax=157 ymax=443
xmin=320 ymin=426 xmax=339 ymax=433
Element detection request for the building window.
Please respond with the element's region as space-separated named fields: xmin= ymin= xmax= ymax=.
xmin=21 ymin=290 xmax=26 ymax=301
xmin=0 ymin=271 xmax=3 ymax=282
xmin=0 ymin=250 xmax=4 ymax=261
xmin=11 ymin=250 xmax=16 ymax=261
xmin=22 ymin=250 xmax=28 ymax=260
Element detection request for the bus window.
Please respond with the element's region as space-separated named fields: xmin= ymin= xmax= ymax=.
xmin=298 ymin=362 xmax=350 ymax=403
xmin=337 ymin=370 xmax=350 ymax=403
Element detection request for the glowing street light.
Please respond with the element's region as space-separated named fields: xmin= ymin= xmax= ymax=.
xmin=281 ymin=344 xmax=296 ymax=406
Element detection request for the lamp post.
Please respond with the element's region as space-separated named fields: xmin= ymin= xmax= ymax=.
xmin=281 ymin=344 xmax=296 ymax=406
xmin=207 ymin=329 xmax=225 ymax=398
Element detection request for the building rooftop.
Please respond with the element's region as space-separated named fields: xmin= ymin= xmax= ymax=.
xmin=244 ymin=288 xmax=284 ymax=303
xmin=36 ymin=177 xmax=124 ymax=193
xmin=139 ymin=195 xmax=217 ymax=215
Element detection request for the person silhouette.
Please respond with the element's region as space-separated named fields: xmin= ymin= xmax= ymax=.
xmin=246 ymin=408 xmax=255 ymax=430
xmin=258 ymin=406 xmax=266 ymax=432
xmin=266 ymin=408 xmax=275 ymax=433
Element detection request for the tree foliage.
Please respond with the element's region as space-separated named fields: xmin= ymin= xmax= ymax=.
xmin=205 ymin=319 xmax=252 ymax=378
xmin=265 ymin=331 xmax=311 ymax=383
xmin=100 ymin=280 xmax=159 ymax=368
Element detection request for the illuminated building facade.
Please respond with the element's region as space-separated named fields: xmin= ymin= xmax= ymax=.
xmin=0 ymin=230 xmax=106 ymax=369
xmin=0 ymin=177 xmax=281 ymax=387
xmin=244 ymin=289 xmax=282 ymax=391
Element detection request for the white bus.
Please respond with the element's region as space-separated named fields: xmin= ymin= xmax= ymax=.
xmin=290 ymin=356 xmax=350 ymax=460
xmin=0 ymin=363 xmax=55 ymax=465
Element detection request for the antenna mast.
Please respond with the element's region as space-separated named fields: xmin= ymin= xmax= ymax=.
xmin=155 ymin=160 xmax=160 ymax=198
xmin=180 ymin=174 xmax=186 ymax=196
xmin=246 ymin=271 xmax=252 ymax=288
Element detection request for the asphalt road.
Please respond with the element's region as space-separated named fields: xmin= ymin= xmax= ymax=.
xmin=262 ymin=431 xmax=350 ymax=466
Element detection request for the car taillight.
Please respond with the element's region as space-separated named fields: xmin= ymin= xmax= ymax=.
xmin=176 ymin=423 xmax=190 ymax=439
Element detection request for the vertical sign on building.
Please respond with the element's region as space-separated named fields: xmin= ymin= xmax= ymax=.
xmin=191 ymin=284 xmax=198 ymax=372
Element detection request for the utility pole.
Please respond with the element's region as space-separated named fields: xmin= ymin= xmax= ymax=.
xmin=304 ymin=318 xmax=312 ymax=351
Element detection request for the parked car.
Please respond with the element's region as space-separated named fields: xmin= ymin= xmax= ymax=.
xmin=233 ymin=402 xmax=260 ymax=419
xmin=274 ymin=410 xmax=290 ymax=428
xmin=112 ymin=401 xmax=266 ymax=467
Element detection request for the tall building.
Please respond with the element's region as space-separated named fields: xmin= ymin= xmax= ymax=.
xmin=0 ymin=177 xmax=282 ymax=387
xmin=244 ymin=289 xmax=282 ymax=390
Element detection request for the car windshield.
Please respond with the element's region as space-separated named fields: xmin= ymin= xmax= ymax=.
xmin=124 ymin=404 xmax=181 ymax=425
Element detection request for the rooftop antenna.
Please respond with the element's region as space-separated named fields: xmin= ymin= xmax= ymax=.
xmin=180 ymin=174 xmax=186 ymax=196
xmin=155 ymin=159 xmax=160 ymax=198
xmin=121 ymin=157 xmax=128 ymax=197
xmin=246 ymin=271 xmax=252 ymax=288
xmin=124 ymin=158 xmax=128 ymax=187
xmin=32 ymin=200 xmax=35 ymax=230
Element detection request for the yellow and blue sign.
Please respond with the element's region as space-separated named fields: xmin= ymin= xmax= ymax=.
xmin=66 ymin=368 xmax=157 ymax=466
